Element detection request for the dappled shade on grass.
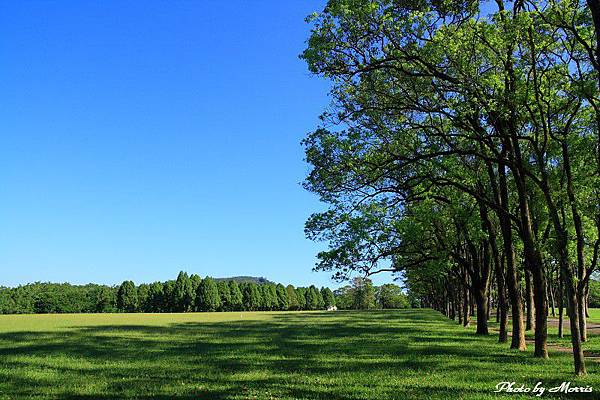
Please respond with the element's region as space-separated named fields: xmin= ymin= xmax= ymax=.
xmin=0 ymin=309 xmax=598 ymax=399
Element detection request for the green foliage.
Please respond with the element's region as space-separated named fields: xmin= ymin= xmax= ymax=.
xmin=162 ymin=280 xmax=176 ymax=312
xmin=376 ymin=284 xmax=409 ymax=309
xmin=286 ymin=285 xmax=299 ymax=310
xmin=321 ymin=287 xmax=335 ymax=308
xmin=196 ymin=277 xmax=221 ymax=312
xmin=352 ymin=278 xmax=376 ymax=310
xmin=137 ymin=284 xmax=151 ymax=312
xmin=148 ymin=282 xmax=164 ymax=312
xmin=276 ymin=284 xmax=288 ymax=310
xmin=242 ymin=282 xmax=261 ymax=311
xmin=117 ymin=281 xmax=138 ymax=313
xmin=334 ymin=278 xmax=391 ymax=310
xmin=589 ymin=280 xmax=600 ymax=308
xmin=228 ymin=280 xmax=243 ymax=311
xmin=217 ymin=280 xmax=232 ymax=311
xmin=174 ymin=271 xmax=194 ymax=312
xmin=0 ymin=273 xmax=335 ymax=314
xmin=295 ymin=287 xmax=307 ymax=310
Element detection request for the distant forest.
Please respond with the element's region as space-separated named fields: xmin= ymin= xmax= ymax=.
xmin=0 ymin=272 xmax=334 ymax=314
xmin=0 ymin=272 xmax=409 ymax=314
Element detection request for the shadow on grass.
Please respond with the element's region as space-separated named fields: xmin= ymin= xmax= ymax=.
xmin=0 ymin=309 xmax=593 ymax=399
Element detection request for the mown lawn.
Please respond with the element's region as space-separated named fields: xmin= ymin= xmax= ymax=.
xmin=587 ymin=308 xmax=600 ymax=324
xmin=0 ymin=309 xmax=599 ymax=399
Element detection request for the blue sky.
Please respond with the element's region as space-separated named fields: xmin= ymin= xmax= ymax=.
xmin=0 ymin=1 xmax=395 ymax=288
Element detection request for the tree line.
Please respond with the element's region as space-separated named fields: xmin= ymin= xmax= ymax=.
xmin=334 ymin=278 xmax=411 ymax=310
xmin=302 ymin=0 xmax=600 ymax=375
xmin=0 ymin=272 xmax=336 ymax=314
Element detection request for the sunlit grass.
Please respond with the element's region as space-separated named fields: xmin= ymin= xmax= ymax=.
xmin=587 ymin=308 xmax=600 ymax=324
xmin=0 ymin=310 xmax=598 ymax=399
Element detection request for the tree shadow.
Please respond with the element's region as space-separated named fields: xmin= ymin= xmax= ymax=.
xmin=0 ymin=310 xmax=596 ymax=399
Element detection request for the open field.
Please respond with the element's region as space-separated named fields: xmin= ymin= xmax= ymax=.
xmin=0 ymin=310 xmax=599 ymax=399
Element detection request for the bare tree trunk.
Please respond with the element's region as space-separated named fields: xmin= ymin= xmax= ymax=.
xmin=532 ymin=264 xmax=548 ymax=359
xmin=475 ymin=289 xmax=489 ymax=335
xmin=577 ymin=286 xmax=587 ymax=342
xmin=458 ymin=291 xmax=463 ymax=325
xmin=497 ymin=162 xmax=526 ymax=350
xmin=558 ymin=272 xmax=564 ymax=339
xmin=564 ymin=268 xmax=586 ymax=375
xmin=525 ymin=269 xmax=535 ymax=331
xmin=469 ymin=292 xmax=475 ymax=317
xmin=585 ymin=287 xmax=590 ymax=318
xmin=463 ymin=269 xmax=471 ymax=327
xmin=548 ymin=274 xmax=556 ymax=317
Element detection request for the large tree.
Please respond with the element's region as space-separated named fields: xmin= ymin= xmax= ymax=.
xmin=302 ymin=0 xmax=599 ymax=375
xmin=117 ymin=281 xmax=137 ymax=313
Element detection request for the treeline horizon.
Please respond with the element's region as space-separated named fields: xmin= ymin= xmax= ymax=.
xmin=0 ymin=271 xmax=336 ymax=314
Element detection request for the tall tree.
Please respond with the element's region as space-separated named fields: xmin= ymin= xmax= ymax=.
xmin=117 ymin=281 xmax=137 ymax=313
xmin=196 ymin=277 xmax=221 ymax=312
xmin=228 ymin=280 xmax=243 ymax=311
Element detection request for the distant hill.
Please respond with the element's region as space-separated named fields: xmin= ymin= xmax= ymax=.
xmin=215 ymin=276 xmax=274 ymax=285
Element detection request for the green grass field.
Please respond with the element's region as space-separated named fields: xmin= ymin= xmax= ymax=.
xmin=0 ymin=309 xmax=599 ymax=399
xmin=586 ymin=308 xmax=600 ymax=324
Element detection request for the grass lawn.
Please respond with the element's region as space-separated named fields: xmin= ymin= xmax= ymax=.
xmin=587 ymin=308 xmax=600 ymax=324
xmin=0 ymin=309 xmax=599 ymax=399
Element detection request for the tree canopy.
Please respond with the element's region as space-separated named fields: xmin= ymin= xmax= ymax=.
xmin=302 ymin=0 xmax=600 ymax=375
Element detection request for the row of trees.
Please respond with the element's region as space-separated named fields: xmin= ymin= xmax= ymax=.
xmin=334 ymin=278 xmax=411 ymax=309
xmin=0 ymin=272 xmax=336 ymax=314
xmin=116 ymin=272 xmax=336 ymax=313
xmin=0 ymin=283 xmax=116 ymax=314
xmin=302 ymin=0 xmax=600 ymax=375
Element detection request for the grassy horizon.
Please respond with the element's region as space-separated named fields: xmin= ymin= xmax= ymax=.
xmin=0 ymin=309 xmax=598 ymax=399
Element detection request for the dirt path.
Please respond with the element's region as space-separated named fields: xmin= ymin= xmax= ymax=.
xmin=489 ymin=318 xmax=600 ymax=362
xmin=546 ymin=317 xmax=600 ymax=332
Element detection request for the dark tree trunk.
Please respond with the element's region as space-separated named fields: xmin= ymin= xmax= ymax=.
xmin=507 ymin=135 xmax=547 ymax=358
xmin=497 ymin=163 xmax=526 ymax=350
xmin=532 ymin=265 xmax=548 ymax=358
xmin=577 ymin=286 xmax=587 ymax=342
xmin=548 ymin=199 xmax=586 ymax=374
xmin=564 ymin=267 xmax=586 ymax=375
xmin=480 ymin=200 xmax=508 ymax=343
xmin=487 ymin=290 xmax=491 ymax=321
xmin=475 ymin=291 xmax=489 ymax=335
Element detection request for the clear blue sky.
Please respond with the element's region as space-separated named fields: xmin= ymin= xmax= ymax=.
xmin=0 ymin=1 xmax=395 ymax=288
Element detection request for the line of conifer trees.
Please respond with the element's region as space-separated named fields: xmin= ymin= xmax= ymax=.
xmin=0 ymin=271 xmax=336 ymax=314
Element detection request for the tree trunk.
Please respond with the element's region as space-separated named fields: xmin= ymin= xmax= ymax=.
xmin=577 ymin=286 xmax=587 ymax=342
xmin=487 ymin=290 xmax=491 ymax=321
xmin=496 ymin=299 xmax=500 ymax=323
xmin=525 ymin=269 xmax=535 ymax=331
xmin=497 ymin=163 xmax=526 ymax=350
xmin=507 ymin=140 xmax=546 ymax=358
xmin=475 ymin=292 xmax=489 ymax=335
xmin=458 ymin=292 xmax=463 ymax=325
xmin=532 ymin=265 xmax=548 ymax=358
xmin=558 ymin=272 xmax=564 ymax=339
xmin=469 ymin=292 xmax=475 ymax=317
xmin=585 ymin=287 xmax=590 ymax=318
xmin=564 ymin=268 xmax=586 ymax=375
xmin=463 ymin=270 xmax=471 ymax=327
xmin=548 ymin=275 xmax=556 ymax=317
